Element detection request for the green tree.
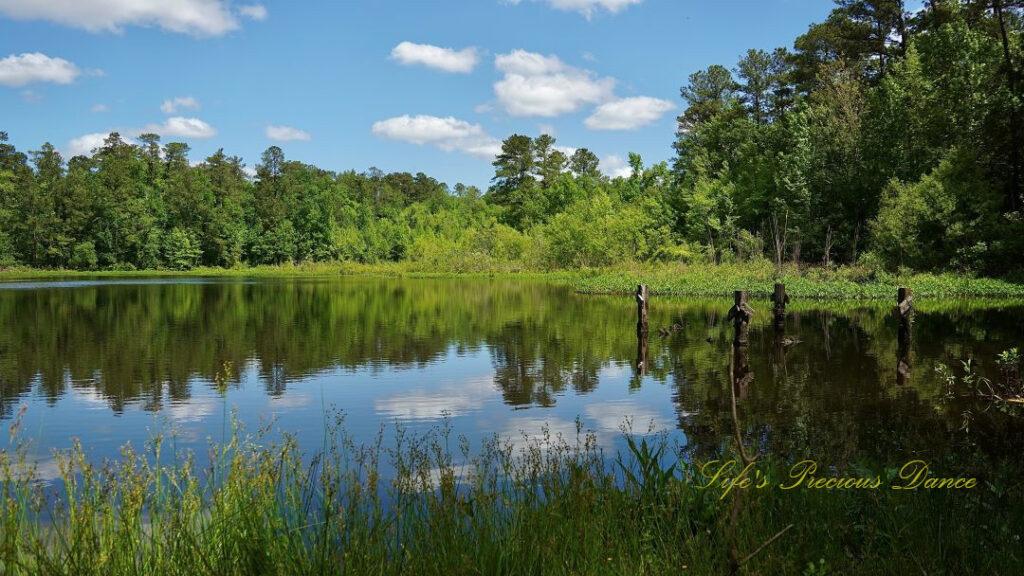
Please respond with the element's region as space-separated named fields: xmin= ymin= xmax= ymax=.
xmin=488 ymin=134 xmax=538 ymax=230
xmin=677 ymin=65 xmax=738 ymax=134
xmin=532 ymin=134 xmax=567 ymax=187
xmin=568 ymin=148 xmax=601 ymax=181
xmin=736 ymin=49 xmax=775 ymax=124
xmin=163 ymin=227 xmax=202 ymax=270
xmin=201 ymin=149 xmax=248 ymax=267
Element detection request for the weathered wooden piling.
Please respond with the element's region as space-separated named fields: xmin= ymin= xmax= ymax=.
xmin=727 ymin=290 xmax=755 ymax=346
xmin=771 ymin=282 xmax=789 ymax=332
xmin=772 ymin=283 xmax=789 ymax=314
xmin=636 ymin=284 xmax=649 ymax=335
xmin=897 ymin=287 xmax=914 ymax=318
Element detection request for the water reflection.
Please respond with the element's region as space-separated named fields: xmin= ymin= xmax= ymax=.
xmin=1 ymin=278 xmax=1023 ymax=469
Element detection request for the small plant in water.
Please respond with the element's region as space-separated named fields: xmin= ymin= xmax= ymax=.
xmin=996 ymin=347 xmax=1021 ymax=391
xmin=937 ymin=348 xmax=1024 ymax=413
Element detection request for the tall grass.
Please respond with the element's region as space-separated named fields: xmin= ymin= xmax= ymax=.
xmin=2 ymin=412 xmax=1022 ymax=575
xmin=572 ymin=260 xmax=1024 ymax=299
xmin=4 ymin=259 xmax=1023 ymax=300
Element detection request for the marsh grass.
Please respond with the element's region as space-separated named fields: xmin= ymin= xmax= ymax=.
xmin=572 ymin=261 xmax=1024 ymax=299
xmin=3 ymin=260 xmax=1024 ymax=300
xmin=1 ymin=411 xmax=1022 ymax=575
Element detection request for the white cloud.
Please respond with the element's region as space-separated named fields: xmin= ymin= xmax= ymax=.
xmin=0 ymin=52 xmax=80 ymax=87
xmin=602 ymin=154 xmax=631 ymax=179
xmin=165 ymin=397 xmax=217 ymax=423
xmin=91 ymin=103 xmax=108 ymax=112
xmin=66 ymin=132 xmax=129 ymax=157
xmin=269 ymin=393 xmax=313 ymax=410
xmin=500 ymin=417 xmax=607 ymax=452
xmin=142 ymin=117 xmax=217 ymax=139
xmin=494 ymin=50 xmax=615 ymax=117
xmin=238 ymin=4 xmax=267 ymax=21
xmin=372 ymin=114 xmax=501 ymax=158
xmin=374 ymin=375 xmax=496 ymax=421
xmin=507 ymin=0 xmax=644 ymax=19
xmin=583 ymin=400 xmax=673 ymax=435
xmin=584 ymin=96 xmax=674 ymax=130
xmin=65 ymin=118 xmax=213 ymax=158
xmin=538 ymin=123 xmax=557 ymax=136
xmin=266 ymin=125 xmax=312 ymax=142
xmin=391 ymin=41 xmax=479 ymax=74
xmin=160 ymin=96 xmax=200 ymax=114
xmin=0 ymin=0 xmax=242 ymax=36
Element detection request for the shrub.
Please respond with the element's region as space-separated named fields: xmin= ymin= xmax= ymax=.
xmin=163 ymin=228 xmax=202 ymax=270
xmin=70 ymin=241 xmax=98 ymax=270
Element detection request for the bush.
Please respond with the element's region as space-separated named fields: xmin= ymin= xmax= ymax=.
xmin=0 ymin=230 xmax=16 ymax=267
xmin=541 ymin=193 xmax=671 ymax=269
xmin=163 ymin=228 xmax=202 ymax=270
xmin=870 ymin=150 xmax=1001 ymax=272
xmin=70 ymin=241 xmax=98 ymax=270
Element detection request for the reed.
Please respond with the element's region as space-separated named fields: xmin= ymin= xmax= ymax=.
xmin=1 ymin=412 xmax=1022 ymax=575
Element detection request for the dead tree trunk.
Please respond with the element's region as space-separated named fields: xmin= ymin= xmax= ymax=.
xmin=771 ymin=283 xmax=789 ymax=330
xmin=636 ymin=284 xmax=649 ymax=335
xmin=728 ymin=290 xmax=755 ymax=346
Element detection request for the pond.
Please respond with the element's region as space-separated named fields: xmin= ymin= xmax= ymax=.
xmin=1 ymin=277 xmax=1022 ymax=482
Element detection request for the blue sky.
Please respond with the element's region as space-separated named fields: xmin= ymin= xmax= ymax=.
xmin=0 ymin=0 xmax=833 ymax=188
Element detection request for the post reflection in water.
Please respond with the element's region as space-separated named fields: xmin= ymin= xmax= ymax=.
xmin=732 ymin=344 xmax=753 ymax=401
xmin=896 ymin=289 xmax=914 ymax=387
xmin=1 ymin=278 xmax=1023 ymax=472
xmin=635 ymin=330 xmax=649 ymax=380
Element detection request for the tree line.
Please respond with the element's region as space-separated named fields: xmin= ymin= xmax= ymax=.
xmin=1 ymin=0 xmax=1022 ymax=275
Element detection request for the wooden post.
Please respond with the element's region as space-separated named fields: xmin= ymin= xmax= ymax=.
xmin=727 ymin=290 xmax=754 ymax=346
xmin=771 ymin=283 xmax=788 ymax=331
xmin=636 ymin=284 xmax=649 ymax=335
xmin=772 ymin=283 xmax=788 ymax=313
xmin=897 ymin=287 xmax=913 ymax=318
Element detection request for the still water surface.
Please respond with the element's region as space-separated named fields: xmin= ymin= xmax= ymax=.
xmin=2 ymin=277 xmax=1022 ymax=481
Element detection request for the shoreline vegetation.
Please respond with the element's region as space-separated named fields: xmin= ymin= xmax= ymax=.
xmin=2 ymin=415 xmax=1022 ymax=576
xmin=3 ymin=261 xmax=1024 ymax=300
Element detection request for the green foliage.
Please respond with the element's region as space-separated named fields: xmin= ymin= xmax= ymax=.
xmin=937 ymin=348 xmax=1024 ymax=419
xmin=163 ymin=227 xmax=202 ymax=270
xmin=679 ymin=176 xmax=737 ymax=262
xmin=572 ymin=260 xmax=1024 ymax=299
xmin=540 ymin=192 xmax=674 ymax=268
xmin=0 ymin=231 xmax=14 ymax=267
xmin=70 ymin=241 xmax=98 ymax=270
xmin=871 ymin=150 xmax=1001 ymax=271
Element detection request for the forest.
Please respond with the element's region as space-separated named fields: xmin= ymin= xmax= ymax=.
xmin=1 ymin=0 xmax=1022 ymax=277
